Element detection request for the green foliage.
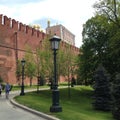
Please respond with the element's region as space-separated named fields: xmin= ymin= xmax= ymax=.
xmin=109 ymin=28 xmax=120 ymax=75
xmin=93 ymin=0 xmax=120 ymax=28
xmin=78 ymin=0 xmax=120 ymax=84
xmin=25 ymin=47 xmax=36 ymax=77
xmin=92 ymin=64 xmax=111 ymax=111
xmin=78 ymin=15 xmax=110 ymax=85
xmin=0 ymin=76 xmax=3 ymax=83
xmin=37 ymin=36 xmax=53 ymax=78
xmin=24 ymin=36 xmax=53 ymax=85
xmin=58 ymin=44 xmax=78 ymax=83
xmin=58 ymin=49 xmax=67 ymax=76
xmin=111 ymin=73 xmax=120 ymax=120
xmin=93 ymin=0 xmax=120 ymax=78
xmin=93 ymin=0 xmax=120 ymax=76
xmin=25 ymin=46 xmax=36 ymax=86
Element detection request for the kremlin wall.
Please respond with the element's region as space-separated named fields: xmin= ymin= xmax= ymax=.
xmin=0 ymin=14 xmax=79 ymax=85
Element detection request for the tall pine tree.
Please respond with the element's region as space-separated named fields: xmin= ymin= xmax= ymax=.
xmin=92 ymin=64 xmax=111 ymax=111
xmin=112 ymin=73 xmax=120 ymax=120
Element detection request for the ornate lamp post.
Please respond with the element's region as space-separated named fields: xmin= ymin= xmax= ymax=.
xmin=49 ymin=35 xmax=62 ymax=112
xmin=20 ymin=58 xmax=25 ymax=96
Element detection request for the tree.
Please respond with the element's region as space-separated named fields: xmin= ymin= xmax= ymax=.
xmin=40 ymin=36 xmax=53 ymax=83
xmin=93 ymin=0 xmax=120 ymax=77
xmin=111 ymin=73 xmax=120 ymax=120
xmin=92 ymin=64 xmax=111 ymax=111
xmin=108 ymin=26 xmax=120 ymax=75
xmin=25 ymin=46 xmax=36 ymax=86
xmin=58 ymin=44 xmax=78 ymax=98
xmin=58 ymin=44 xmax=73 ymax=80
xmin=93 ymin=0 xmax=120 ymax=28
xmin=57 ymin=49 xmax=66 ymax=78
xmin=78 ymin=15 xmax=110 ymax=85
xmin=77 ymin=41 xmax=95 ymax=85
xmin=34 ymin=36 xmax=53 ymax=86
xmin=24 ymin=36 xmax=53 ymax=87
xmin=59 ymin=44 xmax=77 ymax=81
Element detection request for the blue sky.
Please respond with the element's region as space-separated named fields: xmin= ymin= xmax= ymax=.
xmin=0 ymin=0 xmax=98 ymax=47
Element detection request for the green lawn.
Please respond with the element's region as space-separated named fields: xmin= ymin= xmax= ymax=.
xmin=14 ymin=86 xmax=114 ymax=120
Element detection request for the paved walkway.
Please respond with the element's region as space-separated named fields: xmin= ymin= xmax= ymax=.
xmin=0 ymin=89 xmax=59 ymax=120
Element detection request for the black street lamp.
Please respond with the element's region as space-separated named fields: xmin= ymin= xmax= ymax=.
xmin=20 ymin=58 xmax=25 ymax=96
xmin=49 ymin=35 xmax=62 ymax=112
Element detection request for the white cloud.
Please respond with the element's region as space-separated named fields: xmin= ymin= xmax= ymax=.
xmin=0 ymin=0 xmax=97 ymax=47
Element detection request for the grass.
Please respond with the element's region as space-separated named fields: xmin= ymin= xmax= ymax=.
xmin=1 ymin=81 xmax=67 ymax=92
xmin=11 ymin=85 xmax=49 ymax=91
xmin=1 ymin=84 xmax=49 ymax=93
xmin=11 ymin=82 xmax=67 ymax=91
xmin=14 ymin=86 xmax=114 ymax=120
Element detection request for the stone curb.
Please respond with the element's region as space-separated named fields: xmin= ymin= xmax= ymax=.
xmin=10 ymin=99 xmax=60 ymax=120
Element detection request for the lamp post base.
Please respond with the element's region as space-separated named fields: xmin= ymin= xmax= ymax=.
xmin=20 ymin=85 xmax=25 ymax=96
xmin=50 ymin=89 xmax=62 ymax=112
xmin=50 ymin=105 xmax=62 ymax=112
xmin=20 ymin=93 xmax=25 ymax=96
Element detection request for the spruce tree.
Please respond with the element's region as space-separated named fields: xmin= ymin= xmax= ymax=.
xmin=92 ymin=64 xmax=111 ymax=111
xmin=112 ymin=73 xmax=120 ymax=120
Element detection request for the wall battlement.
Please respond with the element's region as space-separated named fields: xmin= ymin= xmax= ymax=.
xmin=0 ymin=14 xmax=79 ymax=53
xmin=0 ymin=14 xmax=45 ymax=38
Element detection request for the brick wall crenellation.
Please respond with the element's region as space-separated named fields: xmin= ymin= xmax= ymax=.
xmin=0 ymin=14 xmax=45 ymax=38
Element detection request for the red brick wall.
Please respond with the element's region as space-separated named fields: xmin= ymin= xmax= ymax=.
xmin=0 ymin=14 xmax=45 ymax=85
xmin=0 ymin=14 xmax=79 ymax=85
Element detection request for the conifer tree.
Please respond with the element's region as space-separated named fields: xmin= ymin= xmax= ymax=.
xmin=92 ymin=64 xmax=111 ymax=111
xmin=112 ymin=73 xmax=120 ymax=120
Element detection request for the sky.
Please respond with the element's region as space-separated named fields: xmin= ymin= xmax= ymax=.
xmin=0 ymin=0 xmax=98 ymax=48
